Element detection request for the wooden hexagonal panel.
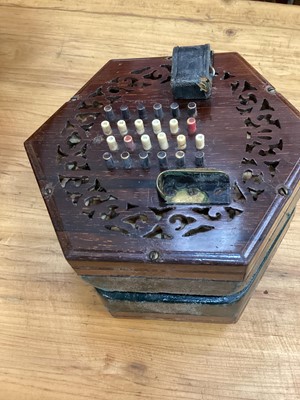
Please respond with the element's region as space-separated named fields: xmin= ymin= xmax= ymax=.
xmin=25 ymin=52 xmax=300 ymax=322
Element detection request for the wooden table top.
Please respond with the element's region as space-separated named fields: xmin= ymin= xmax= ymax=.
xmin=0 ymin=1 xmax=299 ymax=399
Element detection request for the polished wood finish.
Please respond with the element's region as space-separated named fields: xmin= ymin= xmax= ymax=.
xmin=24 ymin=53 xmax=300 ymax=281
xmin=24 ymin=51 xmax=300 ymax=322
xmin=1 ymin=0 xmax=300 ymax=398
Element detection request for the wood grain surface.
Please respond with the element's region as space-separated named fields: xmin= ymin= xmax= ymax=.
xmin=0 ymin=1 xmax=299 ymax=399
